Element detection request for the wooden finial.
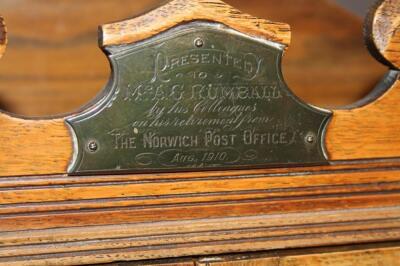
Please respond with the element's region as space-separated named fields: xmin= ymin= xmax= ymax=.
xmin=99 ymin=0 xmax=291 ymax=48
xmin=0 ymin=17 xmax=7 ymax=59
xmin=365 ymin=0 xmax=400 ymax=69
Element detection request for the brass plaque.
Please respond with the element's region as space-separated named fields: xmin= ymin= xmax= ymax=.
xmin=67 ymin=22 xmax=331 ymax=175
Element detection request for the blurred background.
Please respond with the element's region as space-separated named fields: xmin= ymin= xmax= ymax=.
xmin=337 ymin=0 xmax=376 ymax=16
xmin=0 ymin=0 xmax=387 ymax=117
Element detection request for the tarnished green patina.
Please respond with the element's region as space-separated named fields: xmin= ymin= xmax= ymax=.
xmin=67 ymin=22 xmax=331 ymax=175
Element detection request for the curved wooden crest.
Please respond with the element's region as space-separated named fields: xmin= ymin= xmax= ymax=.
xmin=100 ymin=0 xmax=291 ymax=48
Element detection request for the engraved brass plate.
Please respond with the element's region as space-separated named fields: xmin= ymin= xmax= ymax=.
xmin=67 ymin=22 xmax=331 ymax=174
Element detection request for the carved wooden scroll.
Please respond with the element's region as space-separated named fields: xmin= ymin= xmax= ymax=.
xmin=365 ymin=0 xmax=400 ymax=69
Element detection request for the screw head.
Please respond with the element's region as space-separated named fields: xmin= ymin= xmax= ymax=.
xmin=305 ymin=134 xmax=315 ymax=144
xmin=87 ymin=141 xmax=99 ymax=153
xmin=194 ymin=38 xmax=204 ymax=48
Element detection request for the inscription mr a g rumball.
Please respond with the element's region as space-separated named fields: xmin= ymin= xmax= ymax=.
xmin=125 ymin=83 xmax=282 ymax=103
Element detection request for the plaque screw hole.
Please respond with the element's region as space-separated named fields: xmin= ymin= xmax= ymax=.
xmin=194 ymin=38 xmax=204 ymax=48
xmin=87 ymin=140 xmax=99 ymax=153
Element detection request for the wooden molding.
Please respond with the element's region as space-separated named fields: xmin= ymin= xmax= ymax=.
xmin=99 ymin=0 xmax=291 ymax=48
xmin=198 ymin=243 xmax=400 ymax=266
xmin=1 ymin=163 xmax=400 ymax=264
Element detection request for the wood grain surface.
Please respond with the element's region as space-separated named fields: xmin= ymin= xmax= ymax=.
xmin=97 ymin=243 xmax=400 ymax=265
xmin=0 ymin=114 xmax=71 ymax=176
xmin=197 ymin=243 xmax=400 ymax=266
xmin=366 ymin=0 xmax=400 ymax=69
xmin=276 ymin=247 xmax=400 ymax=266
xmin=326 ymin=77 xmax=400 ymax=160
xmin=0 ymin=0 xmax=386 ymax=116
